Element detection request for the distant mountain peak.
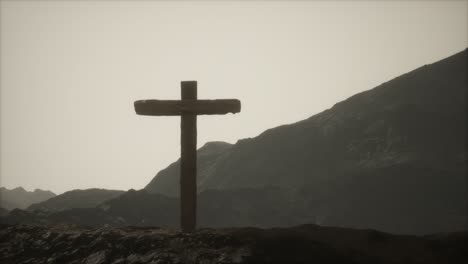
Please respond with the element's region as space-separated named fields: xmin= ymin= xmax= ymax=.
xmin=27 ymin=188 xmax=125 ymax=212
xmin=12 ymin=187 xmax=26 ymax=192
xmin=0 ymin=187 xmax=56 ymax=210
xmin=200 ymin=141 xmax=232 ymax=149
xmin=198 ymin=141 xmax=232 ymax=155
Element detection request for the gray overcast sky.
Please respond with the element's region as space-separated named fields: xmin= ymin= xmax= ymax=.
xmin=1 ymin=1 xmax=467 ymax=194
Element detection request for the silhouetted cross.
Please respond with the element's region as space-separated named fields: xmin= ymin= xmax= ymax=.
xmin=134 ymin=81 xmax=241 ymax=232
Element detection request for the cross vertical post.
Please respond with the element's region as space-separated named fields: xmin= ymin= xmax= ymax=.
xmin=180 ymin=81 xmax=197 ymax=232
xmin=134 ymin=80 xmax=240 ymax=232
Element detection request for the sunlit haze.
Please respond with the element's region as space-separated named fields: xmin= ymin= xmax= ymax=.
xmin=1 ymin=1 xmax=467 ymax=194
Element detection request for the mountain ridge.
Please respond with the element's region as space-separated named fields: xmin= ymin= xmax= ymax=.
xmin=0 ymin=187 xmax=56 ymax=210
xmin=27 ymin=188 xmax=125 ymax=212
xmin=142 ymin=48 xmax=467 ymax=234
xmin=146 ymin=48 xmax=466 ymax=195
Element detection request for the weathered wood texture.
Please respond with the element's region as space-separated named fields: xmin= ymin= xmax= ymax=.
xmin=134 ymin=99 xmax=241 ymax=116
xmin=180 ymin=81 xmax=197 ymax=233
xmin=134 ymin=80 xmax=241 ymax=233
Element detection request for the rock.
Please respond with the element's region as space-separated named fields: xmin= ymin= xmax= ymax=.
xmin=0 ymin=224 xmax=467 ymax=264
xmin=84 ymin=250 xmax=107 ymax=264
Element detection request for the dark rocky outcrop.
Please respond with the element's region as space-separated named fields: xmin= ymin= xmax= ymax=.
xmin=1 ymin=224 xmax=466 ymax=264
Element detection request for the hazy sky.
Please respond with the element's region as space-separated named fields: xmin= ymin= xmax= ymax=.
xmin=1 ymin=1 xmax=467 ymax=194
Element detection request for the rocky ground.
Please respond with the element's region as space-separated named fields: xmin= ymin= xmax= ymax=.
xmin=0 ymin=224 xmax=467 ymax=264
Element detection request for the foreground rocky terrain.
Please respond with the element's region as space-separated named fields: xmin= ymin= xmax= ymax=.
xmin=1 ymin=224 xmax=467 ymax=264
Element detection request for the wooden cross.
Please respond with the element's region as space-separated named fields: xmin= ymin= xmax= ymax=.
xmin=134 ymin=81 xmax=241 ymax=232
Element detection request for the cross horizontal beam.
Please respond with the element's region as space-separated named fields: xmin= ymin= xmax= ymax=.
xmin=134 ymin=99 xmax=241 ymax=116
